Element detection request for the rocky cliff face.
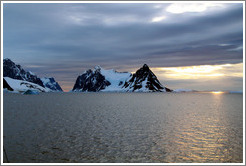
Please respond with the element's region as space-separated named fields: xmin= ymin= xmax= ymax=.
xmin=3 ymin=78 xmax=14 ymax=91
xmin=3 ymin=58 xmax=44 ymax=87
xmin=122 ymin=64 xmax=172 ymax=92
xmin=3 ymin=58 xmax=63 ymax=92
xmin=72 ymin=64 xmax=172 ymax=92
xmin=72 ymin=66 xmax=111 ymax=92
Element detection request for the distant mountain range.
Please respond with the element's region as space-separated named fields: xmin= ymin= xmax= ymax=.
xmin=72 ymin=64 xmax=172 ymax=92
xmin=3 ymin=59 xmax=242 ymax=94
xmin=3 ymin=58 xmax=172 ymax=93
xmin=3 ymin=58 xmax=63 ymax=92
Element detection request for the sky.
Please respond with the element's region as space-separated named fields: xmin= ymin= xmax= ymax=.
xmin=3 ymin=2 xmax=244 ymax=92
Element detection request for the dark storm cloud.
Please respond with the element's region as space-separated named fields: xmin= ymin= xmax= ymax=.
xmin=3 ymin=3 xmax=243 ymax=90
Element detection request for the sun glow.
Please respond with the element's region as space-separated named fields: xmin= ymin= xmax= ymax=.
xmin=152 ymin=63 xmax=243 ymax=80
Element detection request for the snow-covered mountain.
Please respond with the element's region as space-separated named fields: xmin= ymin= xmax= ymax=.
xmin=4 ymin=77 xmax=49 ymax=92
xmin=3 ymin=58 xmax=63 ymax=92
xmin=3 ymin=58 xmax=44 ymax=87
xmin=41 ymin=77 xmax=63 ymax=92
xmin=100 ymin=67 xmax=132 ymax=92
xmin=72 ymin=66 xmax=111 ymax=92
xmin=122 ymin=64 xmax=172 ymax=92
xmin=72 ymin=64 xmax=172 ymax=92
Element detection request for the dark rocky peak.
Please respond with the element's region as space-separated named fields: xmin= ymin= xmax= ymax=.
xmin=4 ymin=58 xmax=15 ymax=66
xmin=123 ymin=64 xmax=172 ymax=92
xmin=142 ymin=64 xmax=149 ymax=70
xmin=132 ymin=64 xmax=158 ymax=84
xmin=85 ymin=69 xmax=93 ymax=75
xmin=72 ymin=66 xmax=110 ymax=92
xmin=3 ymin=58 xmax=44 ymax=87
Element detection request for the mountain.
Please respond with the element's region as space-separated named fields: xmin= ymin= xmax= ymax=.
xmin=72 ymin=66 xmax=111 ymax=92
xmin=3 ymin=58 xmax=44 ymax=87
xmin=122 ymin=64 xmax=172 ymax=92
xmin=3 ymin=58 xmax=63 ymax=92
xmin=72 ymin=64 xmax=172 ymax=92
xmin=41 ymin=77 xmax=63 ymax=92
xmin=100 ymin=67 xmax=132 ymax=92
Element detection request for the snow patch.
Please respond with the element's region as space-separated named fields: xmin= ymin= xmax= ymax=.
xmin=100 ymin=68 xmax=131 ymax=92
xmin=4 ymin=77 xmax=49 ymax=93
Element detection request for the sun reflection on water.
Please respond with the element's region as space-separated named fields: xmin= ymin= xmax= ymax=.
xmin=211 ymin=91 xmax=224 ymax=94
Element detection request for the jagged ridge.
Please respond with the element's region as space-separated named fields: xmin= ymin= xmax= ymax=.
xmin=122 ymin=64 xmax=172 ymax=92
xmin=41 ymin=77 xmax=63 ymax=92
xmin=72 ymin=64 xmax=172 ymax=92
xmin=3 ymin=58 xmax=44 ymax=87
xmin=72 ymin=66 xmax=111 ymax=92
xmin=3 ymin=58 xmax=63 ymax=92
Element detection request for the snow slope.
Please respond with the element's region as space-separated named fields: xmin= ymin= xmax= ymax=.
xmin=100 ymin=68 xmax=131 ymax=92
xmin=4 ymin=77 xmax=49 ymax=92
xmin=41 ymin=77 xmax=63 ymax=92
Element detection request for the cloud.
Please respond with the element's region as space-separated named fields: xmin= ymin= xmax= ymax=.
xmin=166 ymin=3 xmax=225 ymax=14
xmin=3 ymin=2 xmax=243 ymax=91
xmin=151 ymin=16 xmax=166 ymax=22
xmin=155 ymin=63 xmax=243 ymax=91
xmin=152 ymin=63 xmax=243 ymax=80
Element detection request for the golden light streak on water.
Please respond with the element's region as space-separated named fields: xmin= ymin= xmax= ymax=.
xmin=211 ymin=91 xmax=224 ymax=94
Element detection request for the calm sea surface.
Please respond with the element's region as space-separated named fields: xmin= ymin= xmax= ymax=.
xmin=3 ymin=92 xmax=243 ymax=163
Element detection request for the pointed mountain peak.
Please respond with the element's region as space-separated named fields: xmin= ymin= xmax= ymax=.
xmin=143 ymin=64 xmax=149 ymax=69
xmin=139 ymin=64 xmax=151 ymax=72
xmin=122 ymin=64 xmax=172 ymax=92
xmin=94 ymin=65 xmax=101 ymax=70
xmin=3 ymin=58 xmax=15 ymax=65
xmin=3 ymin=58 xmax=12 ymax=61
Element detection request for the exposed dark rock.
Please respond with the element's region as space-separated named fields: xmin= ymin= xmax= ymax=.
xmin=3 ymin=58 xmax=44 ymax=87
xmin=123 ymin=64 xmax=172 ymax=92
xmin=3 ymin=58 xmax=63 ymax=92
xmin=72 ymin=67 xmax=111 ymax=92
xmin=3 ymin=78 xmax=13 ymax=91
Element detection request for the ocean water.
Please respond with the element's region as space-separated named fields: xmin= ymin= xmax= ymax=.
xmin=3 ymin=92 xmax=243 ymax=163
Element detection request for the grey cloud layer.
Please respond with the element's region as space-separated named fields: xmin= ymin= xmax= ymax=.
xmin=3 ymin=3 xmax=243 ymax=90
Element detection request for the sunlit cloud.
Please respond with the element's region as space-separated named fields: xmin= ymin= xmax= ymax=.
xmin=166 ymin=3 xmax=224 ymax=14
xmin=152 ymin=63 xmax=243 ymax=80
xmin=3 ymin=3 xmax=243 ymax=91
xmin=151 ymin=16 xmax=166 ymax=22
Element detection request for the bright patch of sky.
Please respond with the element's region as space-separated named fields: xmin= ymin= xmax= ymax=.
xmin=166 ymin=3 xmax=225 ymax=14
xmin=152 ymin=63 xmax=243 ymax=80
xmin=151 ymin=16 xmax=166 ymax=22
